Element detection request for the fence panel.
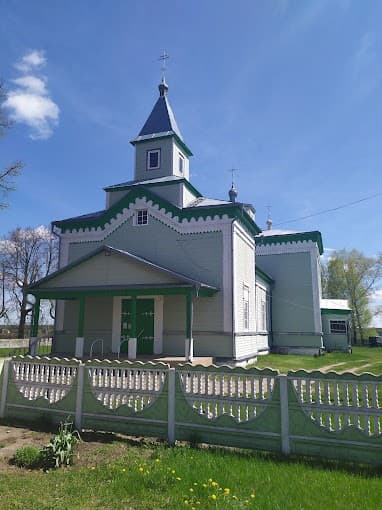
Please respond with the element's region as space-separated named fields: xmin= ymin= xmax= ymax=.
xmin=288 ymin=369 xmax=382 ymax=465
xmin=1 ymin=357 xmax=381 ymax=465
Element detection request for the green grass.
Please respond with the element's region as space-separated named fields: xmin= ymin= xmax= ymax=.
xmin=0 ymin=440 xmax=382 ymax=509
xmin=253 ymin=347 xmax=382 ymax=374
xmin=0 ymin=345 xmax=51 ymax=358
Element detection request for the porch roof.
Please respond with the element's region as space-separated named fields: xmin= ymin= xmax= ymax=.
xmin=28 ymin=245 xmax=218 ymax=298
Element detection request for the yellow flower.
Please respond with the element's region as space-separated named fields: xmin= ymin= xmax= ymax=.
xmin=208 ymin=478 xmax=213 ymax=482
xmin=184 ymin=500 xmax=189 ymax=505
xmin=211 ymin=494 xmax=217 ymax=501
xmin=250 ymin=493 xmax=256 ymax=498
xmin=172 ymin=470 xmax=176 ymax=474
xmin=202 ymin=483 xmax=208 ymax=488
xmin=232 ymin=495 xmax=237 ymax=500
xmin=224 ymin=488 xmax=230 ymax=494
xmin=122 ymin=468 xmax=126 ymax=472
xmin=138 ymin=467 xmax=144 ymax=472
xmin=91 ymin=467 xmax=95 ymax=470
xmin=211 ymin=481 xmax=218 ymax=488
xmin=193 ymin=482 xmax=198 ymax=486
xmin=176 ymin=477 xmax=182 ymax=481
xmin=189 ymin=488 xmax=194 ymax=493
xmin=155 ymin=458 xmax=160 ymax=463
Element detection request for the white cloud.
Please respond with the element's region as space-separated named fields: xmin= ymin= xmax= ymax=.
xmin=4 ymin=50 xmax=59 ymax=140
xmin=14 ymin=50 xmax=46 ymax=73
xmin=12 ymin=76 xmax=47 ymax=95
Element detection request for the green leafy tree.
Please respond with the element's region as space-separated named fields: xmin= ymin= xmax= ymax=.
xmin=0 ymin=83 xmax=23 ymax=208
xmin=322 ymin=249 xmax=382 ymax=342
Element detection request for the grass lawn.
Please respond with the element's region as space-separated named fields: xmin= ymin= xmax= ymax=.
xmin=253 ymin=346 xmax=382 ymax=374
xmin=0 ymin=427 xmax=381 ymax=510
xmin=0 ymin=345 xmax=51 ymax=358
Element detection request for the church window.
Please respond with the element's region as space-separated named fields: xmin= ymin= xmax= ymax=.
xmin=330 ymin=320 xmax=347 ymax=334
xmin=178 ymin=152 xmax=184 ymax=173
xmin=147 ymin=149 xmax=161 ymax=170
xmin=243 ymin=285 xmax=250 ymax=330
xmin=135 ymin=209 xmax=148 ymax=225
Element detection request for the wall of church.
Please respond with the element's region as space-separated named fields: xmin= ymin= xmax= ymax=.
xmin=106 ymin=189 xmax=130 ymax=209
xmin=162 ymin=295 xmax=232 ymax=357
xmin=146 ymin=182 xmax=183 ymax=207
xmin=135 ymin=138 xmax=180 ymax=181
xmin=257 ymin=249 xmax=323 ymax=352
xmin=67 ymin=216 xmax=223 ymax=289
xmin=232 ymin=223 xmax=257 ymax=360
xmin=53 ymin=297 xmax=114 ymax=356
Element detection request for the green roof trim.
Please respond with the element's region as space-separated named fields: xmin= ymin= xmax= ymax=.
xmin=104 ymin=177 xmax=202 ymax=198
xmin=255 ymin=266 xmax=274 ymax=284
xmin=53 ymin=185 xmax=261 ymax=236
xmin=255 ymin=231 xmax=324 ymax=255
xmin=321 ymin=308 xmax=352 ymax=315
xmin=130 ymin=132 xmax=193 ymax=157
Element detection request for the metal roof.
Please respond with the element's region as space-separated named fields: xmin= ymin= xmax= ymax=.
xmin=137 ymin=95 xmax=183 ymax=139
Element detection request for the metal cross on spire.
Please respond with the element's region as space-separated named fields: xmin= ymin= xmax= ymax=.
xmin=228 ymin=168 xmax=239 ymax=187
xmin=266 ymin=205 xmax=273 ymax=230
xmin=159 ymin=50 xmax=169 ymax=81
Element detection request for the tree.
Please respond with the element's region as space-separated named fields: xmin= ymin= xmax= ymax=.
xmin=1 ymin=226 xmax=58 ymax=338
xmin=322 ymin=249 xmax=382 ymax=342
xmin=0 ymin=83 xmax=23 ymax=208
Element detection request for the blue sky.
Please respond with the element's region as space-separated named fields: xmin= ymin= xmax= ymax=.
xmin=1 ymin=1 xmax=381 ymax=319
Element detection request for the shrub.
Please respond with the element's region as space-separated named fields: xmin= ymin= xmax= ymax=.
xmin=13 ymin=446 xmax=43 ymax=469
xmin=43 ymin=420 xmax=81 ymax=469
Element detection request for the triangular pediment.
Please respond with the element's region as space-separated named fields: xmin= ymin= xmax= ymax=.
xmin=29 ymin=246 xmax=216 ymax=293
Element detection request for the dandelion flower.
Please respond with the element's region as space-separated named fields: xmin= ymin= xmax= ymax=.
xmin=250 ymin=493 xmax=255 ymax=498
xmin=224 ymin=488 xmax=230 ymax=494
xmin=189 ymin=488 xmax=194 ymax=493
xmin=155 ymin=458 xmax=160 ymax=462
xmin=176 ymin=477 xmax=182 ymax=481
xmin=211 ymin=494 xmax=217 ymax=500
xmin=138 ymin=467 xmax=144 ymax=472
xmin=184 ymin=500 xmax=189 ymax=505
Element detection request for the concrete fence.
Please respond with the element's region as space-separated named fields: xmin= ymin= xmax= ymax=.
xmin=0 ymin=356 xmax=381 ymax=465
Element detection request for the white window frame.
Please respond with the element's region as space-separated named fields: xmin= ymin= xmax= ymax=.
xmin=147 ymin=149 xmax=161 ymax=170
xmin=330 ymin=320 xmax=347 ymax=334
xmin=134 ymin=209 xmax=148 ymax=226
xmin=243 ymin=285 xmax=250 ymax=330
xmin=178 ymin=152 xmax=184 ymax=173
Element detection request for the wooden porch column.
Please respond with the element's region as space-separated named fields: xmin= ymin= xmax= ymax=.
xmin=129 ymin=296 xmax=137 ymax=359
xmin=75 ymin=296 xmax=85 ymax=358
xmin=29 ymin=297 xmax=40 ymax=355
xmin=185 ymin=290 xmax=194 ymax=362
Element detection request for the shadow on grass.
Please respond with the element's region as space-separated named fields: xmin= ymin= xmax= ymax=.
xmin=186 ymin=443 xmax=382 ymax=479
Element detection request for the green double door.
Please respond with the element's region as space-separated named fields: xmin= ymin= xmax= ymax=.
xmin=120 ymin=299 xmax=154 ymax=355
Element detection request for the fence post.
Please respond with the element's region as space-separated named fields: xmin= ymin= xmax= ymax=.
xmin=75 ymin=363 xmax=85 ymax=431
xmin=168 ymin=367 xmax=176 ymax=445
xmin=279 ymin=374 xmax=290 ymax=455
xmin=0 ymin=359 xmax=10 ymax=419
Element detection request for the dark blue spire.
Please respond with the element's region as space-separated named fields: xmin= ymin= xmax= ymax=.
xmin=138 ymin=79 xmax=183 ymax=139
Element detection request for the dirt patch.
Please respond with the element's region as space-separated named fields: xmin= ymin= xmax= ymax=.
xmin=0 ymin=422 xmax=159 ymax=472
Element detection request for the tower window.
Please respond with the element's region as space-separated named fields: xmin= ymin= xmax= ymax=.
xmin=147 ymin=149 xmax=161 ymax=170
xmin=135 ymin=209 xmax=148 ymax=226
xmin=178 ymin=152 xmax=184 ymax=173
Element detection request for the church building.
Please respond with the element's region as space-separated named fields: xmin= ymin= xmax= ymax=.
xmin=28 ymin=76 xmax=352 ymax=363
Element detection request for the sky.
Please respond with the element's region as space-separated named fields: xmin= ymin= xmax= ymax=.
xmin=0 ymin=0 xmax=381 ymax=323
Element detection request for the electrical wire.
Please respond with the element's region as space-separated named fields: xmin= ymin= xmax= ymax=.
xmin=273 ymin=191 xmax=382 ymax=227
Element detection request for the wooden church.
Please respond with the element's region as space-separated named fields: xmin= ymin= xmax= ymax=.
xmin=28 ymin=76 xmax=352 ymax=364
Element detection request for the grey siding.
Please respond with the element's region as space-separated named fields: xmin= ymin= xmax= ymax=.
xmin=322 ymin=313 xmax=351 ymax=351
xmin=68 ymin=217 xmax=223 ymax=289
xmin=44 ymin=250 xmax=182 ymax=288
xmin=257 ymin=251 xmax=323 ymax=349
xmin=162 ymin=295 xmax=231 ymax=357
xmin=53 ymin=297 xmax=113 ymax=355
xmin=135 ymin=138 xmax=178 ymax=181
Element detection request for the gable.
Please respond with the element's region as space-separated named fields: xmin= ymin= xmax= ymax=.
xmin=33 ymin=248 xmax=192 ymax=291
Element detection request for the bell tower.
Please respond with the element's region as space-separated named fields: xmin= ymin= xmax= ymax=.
xmin=130 ymin=66 xmax=192 ymax=183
